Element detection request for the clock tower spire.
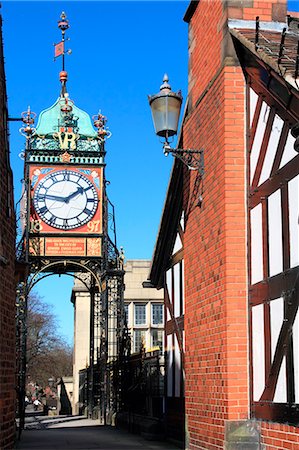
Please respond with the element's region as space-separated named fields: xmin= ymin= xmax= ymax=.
xmin=54 ymin=11 xmax=71 ymax=97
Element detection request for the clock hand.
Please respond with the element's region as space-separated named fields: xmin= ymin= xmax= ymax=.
xmin=65 ymin=186 xmax=84 ymax=203
xmin=44 ymin=193 xmax=67 ymax=201
xmin=65 ymin=186 xmax=92 ymax=203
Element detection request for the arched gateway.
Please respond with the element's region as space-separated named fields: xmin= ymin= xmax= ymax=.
xmin=15 ymin=12 xmax=128 ymax=433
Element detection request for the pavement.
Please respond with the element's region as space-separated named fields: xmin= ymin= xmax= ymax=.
xmin=16 ymin=414 xmax=182 ymax=450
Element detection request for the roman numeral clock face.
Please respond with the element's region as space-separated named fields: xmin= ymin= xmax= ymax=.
xmin=33 ymin=170 xmax=98 ymax=230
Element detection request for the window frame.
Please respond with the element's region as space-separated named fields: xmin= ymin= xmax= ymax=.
xmin=134 ymin=303 xmax=146 ymax=326
xmin=151 ymin=303 xmax=164 ymax=325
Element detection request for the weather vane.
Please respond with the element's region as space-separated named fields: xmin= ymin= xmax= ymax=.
xmin=54 ymin=12 xmax=72 ymax=95
xmin=54 ymin=12 xmax=71 ymax=69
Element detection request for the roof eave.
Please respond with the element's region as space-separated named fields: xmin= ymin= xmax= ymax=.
xmin=229 ymin=26 xmax=299 ymax=91
xmin=183 ymin=1 xmax=199 ymax=23
xmin=148 ymin=159 xmax=183 ymax=289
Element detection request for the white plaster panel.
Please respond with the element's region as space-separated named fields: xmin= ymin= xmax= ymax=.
xmin=250 ymin=102 xmax=270 ymax=184
xmin=270 ymin=297 xmax=286 ymax=403
xmin=293 ymin=310 xmax=299 ymax=402
xmin=249 ymin=88 xmax=259 ymax=127
xmin=288 ymin=175 xmax=299 ymax=268
xmin=273 ymin=357 xmax=287 ymax=403
xmin=167 ymin=334 xmax=173 ymax=397
xmin=173 ymin=263 xmax=180 ymax=318
xmin=180 ymin=211 xmax=185 ymax=231
xmin=173 ymin=233 xmax=182 ymax=255
xmin=250 ymin=204 xmax=264 ymax=284
xmin=252 ymin=304 xmax=265 ymax=401
xmin=174 ymin=334 xmax=181 ymax=397
xmin=268 ymin=189 xmax=283 ymax=277
xmin=166 ymin=269 xmax=172 ymax=322
xmin=279 ymin=131 xmax=297 ymax=169
xmin=259 ymin=114 xmax=284 ymax=186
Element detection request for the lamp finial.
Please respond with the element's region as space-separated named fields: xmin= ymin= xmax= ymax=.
xmin=160 ymin=74 xmax=171 ymax=90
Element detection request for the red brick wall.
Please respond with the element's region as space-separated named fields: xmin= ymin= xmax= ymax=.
xmin=228 ymin=0 xmax=287 ymax=22
xmin=182 ymin=1 xmax=297 ymax=449
xmin=183 ymin=64 xmax=247 ymax=449
xmin=261 ymin=422 xmax=299 ymax=449
xmin=0 ymin=14 xmax=17 ymax=450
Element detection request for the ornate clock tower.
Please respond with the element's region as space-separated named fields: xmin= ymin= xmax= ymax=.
xmin=16 ymin=12 xmax=127 ymax=430
xmin=27 ymin=97 xmax=104 ymax=259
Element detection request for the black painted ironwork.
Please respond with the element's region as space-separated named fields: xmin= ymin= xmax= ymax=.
xmin=163 ymin=143 xmax=204 ymax=174
xmin=278 ymin=28 xmax=287 ymax=66
xmin=255 ymin=16 xmax=259 ymax=51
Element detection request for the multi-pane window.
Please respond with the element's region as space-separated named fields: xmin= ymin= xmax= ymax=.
xmin=152 ymin=329 xmax=163 ymax=351
xmin=152 ymin=303 xmax=163 ymax=325
xmin=134 ymin=304 xmax=146 ymax=325
xmin=134 ymin=329 xmax=145 ymax=353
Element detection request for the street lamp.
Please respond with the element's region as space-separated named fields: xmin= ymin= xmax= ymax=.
xmin=148 ymin=74 xmax=204 ymax=174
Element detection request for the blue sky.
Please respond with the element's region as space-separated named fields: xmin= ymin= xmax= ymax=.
xmin=2 ymin=1 xmax=189 ymax=343
xmin=3 ymin=1 xmax=299 ymax=344
xmin=289 ymin=0 xmax=299 ymax=11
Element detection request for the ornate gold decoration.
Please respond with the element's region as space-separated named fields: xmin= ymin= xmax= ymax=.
xmin=61 ymin=151 xmax=72 ymax=162
xmin=53 ymin=130 xmax=78 ymax=150
xmin=87 ymin=238 xmax=102 ymax=257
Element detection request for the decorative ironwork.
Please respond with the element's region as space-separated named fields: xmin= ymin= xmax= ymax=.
xmin=54 ymin=12 xmax=71 ymax=75
xmin=122 ymin=350 xmax=164 ymax=420
xmin=19 ymin=107 xmax=36 ymax=138
xmin=163 ymin=143 xmax=204 ymax=174
xmin=93 ymin=112 xmax=112 ymax=144
xmin=30 ymin=137 xmax=102 ymax=153
xmin=16 ymin=281 xmax=29 ymax=437
xmin=57 ymin=96 xmax=80 ymax=132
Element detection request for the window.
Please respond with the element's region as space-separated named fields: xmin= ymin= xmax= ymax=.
xmin=134 ymin=304 xmax=146 ymax=325
xmin=152 ymin=329 xmax=163 ymax=351
xmin=152 ymin=303 xmax=163 ymax=325
xmin=134 ymin=329 xmax=145 ymax=353
xmin=124 ymin=304 xmax=129 ymax=323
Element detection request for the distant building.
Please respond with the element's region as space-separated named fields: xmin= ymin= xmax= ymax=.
xmin=0 ymin=14 xmax=17 ymax=450
xmin=124 ymin=260 xmax=164 ymax=354
xmin=71 ymin=259 xmax=164 ymax=415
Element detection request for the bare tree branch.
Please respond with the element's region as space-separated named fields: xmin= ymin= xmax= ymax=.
xmin=26 ymin=292 xmax=73 ymax=388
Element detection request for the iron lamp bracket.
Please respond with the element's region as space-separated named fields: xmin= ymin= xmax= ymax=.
xmin=163 ymin=143 xmax=204 ymax=175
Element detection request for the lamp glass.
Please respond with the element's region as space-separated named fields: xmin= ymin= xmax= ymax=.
xmin=150 ymin=94 xmax=182 ymax=138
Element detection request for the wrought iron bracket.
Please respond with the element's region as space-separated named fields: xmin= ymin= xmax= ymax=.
xmin=163 ymin=143 xmax=204 ymax=175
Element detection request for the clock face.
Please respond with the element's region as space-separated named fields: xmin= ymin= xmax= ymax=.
xmin=33 ymin=169 xmax=98 ymax=230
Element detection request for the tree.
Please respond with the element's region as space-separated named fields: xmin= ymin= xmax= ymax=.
xmin=26 ymin=292 xmax=73 ymax=388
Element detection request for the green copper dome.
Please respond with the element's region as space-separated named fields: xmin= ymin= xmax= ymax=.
xmin=34 ymin=97 xmax=97 ymax=139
